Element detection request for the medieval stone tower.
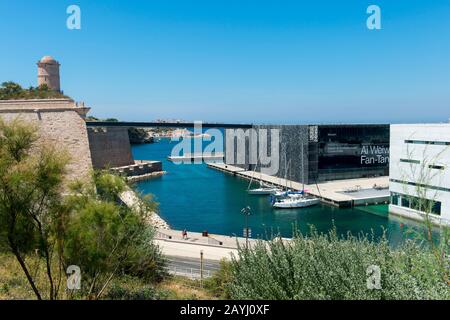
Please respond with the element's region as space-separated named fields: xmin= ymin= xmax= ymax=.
xmin=37 ymin=56 xmax=61 ymax=92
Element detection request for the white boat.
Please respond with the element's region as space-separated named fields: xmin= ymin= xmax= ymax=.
xmin=247 ymin=160 xmax=282 ymax=195
xmin=273 ymin=195 xmax=320 ymax=209
xmin=248 ymin=186 xmax=282 ymax=195
xmin=272 ymin=143 xmax=320 ymax=209
xmin=271 ymin=190 xmax=298 ymax=197
xmin=271 ymin=190 xmax=290 ymax=197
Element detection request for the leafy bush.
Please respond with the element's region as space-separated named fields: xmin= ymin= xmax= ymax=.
xmin=63 ymin=172 xmax=167 ymax=299
xmin=228 ymin=227 xmax=449 ymax=300
xmin=0 ymin=82 xmax=69 ymax=100
xmin=204 ymin=260 xmax=233 ymax=299
xmin=0 ymin=119 xmax=166 ymax=300
xmin=106 ymin=282 xmax=169 ymax=300
xmin=0 ymin=118 xmax=69 ymax=300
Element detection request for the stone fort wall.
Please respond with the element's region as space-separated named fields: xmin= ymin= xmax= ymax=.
xmin=0 ymin=99 xmax=93 ymax=184
xmin=87 ymin=127 xmax=134 ymax=169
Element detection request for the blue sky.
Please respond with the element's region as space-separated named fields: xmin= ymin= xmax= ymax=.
xmin=1 ymin=0 xmax=449 ymax=124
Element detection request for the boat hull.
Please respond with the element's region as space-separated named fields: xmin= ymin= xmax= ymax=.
xmin=273 ymin=198 xmax=320 ymax=209
xmin=248 ymin=188 xmax=281 ymax=195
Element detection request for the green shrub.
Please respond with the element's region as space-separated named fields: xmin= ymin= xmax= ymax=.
xmin=0 ymin=82 xmax=69 ymax=100
xmin=106 ymin=282 xmax=169 ymax=300
xmin=204 ymin=260 xmax=233 ymax=299
xmin=63 ymin=172 xmax=167 ymax=298
xmin=228 ymin=227 xmax=449 ymax=300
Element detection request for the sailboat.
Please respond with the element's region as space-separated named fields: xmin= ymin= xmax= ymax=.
xmin=272 ymin=195 xmax=320 ymax=208
xmin=271 ymin=158 xmax=293 ymax=197
xmin=272 ymin=144 xmax=320 ymax=209
xmin=247 ymin=160 xmax=282 ymax=195
xmin=248 ymin=183 xmax=282 ymax=195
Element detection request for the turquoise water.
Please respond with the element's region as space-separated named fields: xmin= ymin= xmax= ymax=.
xmin=132 ymin=139 xmax=435 ymax=245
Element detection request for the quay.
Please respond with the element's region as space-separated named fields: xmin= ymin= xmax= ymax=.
xmin=155 ymin=229 xmax=259 ymax=261
xmin=208 ymin=163 xmax=390 ymax=208
xmin=111 ymin=160 xmax=166 ymax=182
xmin=119 ymin=188 xmax=255 ymax=262
xmin=168 ymin=153 xmax=224 ymax=162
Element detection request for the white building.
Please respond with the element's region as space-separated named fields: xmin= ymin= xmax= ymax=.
xmin=389 ymin=124 xmax=450 ymax=226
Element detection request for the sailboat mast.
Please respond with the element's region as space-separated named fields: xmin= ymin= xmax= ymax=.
xmin=248 ymin=156 xmax=259 ymax=190
xmin=284 ymin=151 xmax=287 ymax=191
xmin=301 ymin=143 xmax=305 ymax=192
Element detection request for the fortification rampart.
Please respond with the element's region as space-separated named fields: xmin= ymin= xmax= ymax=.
xmin=0 ymin=99 xmax=93 ymax=183
xmin=87 ymin=126 xmax=134 ymax=169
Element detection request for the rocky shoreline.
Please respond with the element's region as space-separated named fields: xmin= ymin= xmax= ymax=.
xmin=119 ymin=189 xmax=170 ymax=230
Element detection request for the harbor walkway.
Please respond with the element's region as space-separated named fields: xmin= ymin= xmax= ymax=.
xmin=208 ymin=163 xmax=390 ymax=207
xmin=154 ymin=229 xmax=256 ymax=261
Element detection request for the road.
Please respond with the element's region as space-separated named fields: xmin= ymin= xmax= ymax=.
xmin=166 ymin=255 xmax=222 ymax=279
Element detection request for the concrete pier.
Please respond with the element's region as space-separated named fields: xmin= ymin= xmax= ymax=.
xmin=168 ymin=152 xmax=224 ymax=162
xmin=208 ymin=163 xmax=389 ymax=208
xmin=111 ymin=160 xmax=165 ymax=182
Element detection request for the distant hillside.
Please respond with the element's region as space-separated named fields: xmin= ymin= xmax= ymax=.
xmin=85 ymin=116 xmax=154 ymax=144
xmin=128 ymin=127 xmax=155 ymax=144
xmin=0 ymin=81 xmax=69 ymax=100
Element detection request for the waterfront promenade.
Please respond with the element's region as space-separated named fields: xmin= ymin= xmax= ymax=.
xmin=208 ymin=163 xmax=390 ymax=207
xmin=120 ymin=187 xmax=257 ymax=261
xmin=155 ymin=229 xmax=256 ymax=261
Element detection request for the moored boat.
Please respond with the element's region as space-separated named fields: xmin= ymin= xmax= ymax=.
xmin=272 ymin=195 xmax=320 ymax=209
xmin=248 ymin=186 xmax=282 ymax=195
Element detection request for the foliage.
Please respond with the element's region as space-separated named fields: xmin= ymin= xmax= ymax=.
xmin=203 ymin=259 xmax=233 ymax=299
xmin=63 ymin=171 xmax=166 ymax=299
xmin=0 ymin=118 xmax=69 ymax=299
xmin=0 ymin=252 xmax=213 ymax=300
xmin=0 ymin=82 xmax=69 ymax=100
xmin=128 ymin=127 xmax=154 ymax=144
xmin=400 ymin=143 xmax=450 ymax=285
xmin=105 ymin=276 xmax=169 ymax=300
xmin=0 ymin=118 xmax=165 ymax=300
xmin=228 ymin=227 xmax=449 ymax=300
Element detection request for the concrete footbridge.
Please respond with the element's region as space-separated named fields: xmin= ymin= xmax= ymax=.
xmin=86 ymin=121 xmax=253 ymax=129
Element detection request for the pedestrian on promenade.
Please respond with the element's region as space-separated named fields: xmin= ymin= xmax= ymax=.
xmin=182 ymin=229 xmax=188 ymax=240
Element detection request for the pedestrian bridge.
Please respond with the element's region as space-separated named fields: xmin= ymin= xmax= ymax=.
xmin=86 ymin=121 xmax=252 ymax=129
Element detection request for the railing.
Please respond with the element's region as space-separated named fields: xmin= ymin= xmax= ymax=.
xmin=167 ymin=266 xmax=212 ymax=279
xmin=155 ymin=231 xmax=172 ymax=240
xmin=155 ymin=230 xmax=227 ymax=247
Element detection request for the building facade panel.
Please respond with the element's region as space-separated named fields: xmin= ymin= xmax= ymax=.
xmin=225 ymin=124 xmax=390 ymax=185
xmin=310 ymin=125 xmax=389 ymax=182
xmin=389 ymin=124 xmax=450 ymax=225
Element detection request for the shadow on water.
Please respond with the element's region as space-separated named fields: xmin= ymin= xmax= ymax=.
xmin=132 ymin=139 xmax=442 ymax=247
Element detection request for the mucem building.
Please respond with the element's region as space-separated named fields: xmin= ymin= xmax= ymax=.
xmin=225 ymin=124 xmax=390 ymax=184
